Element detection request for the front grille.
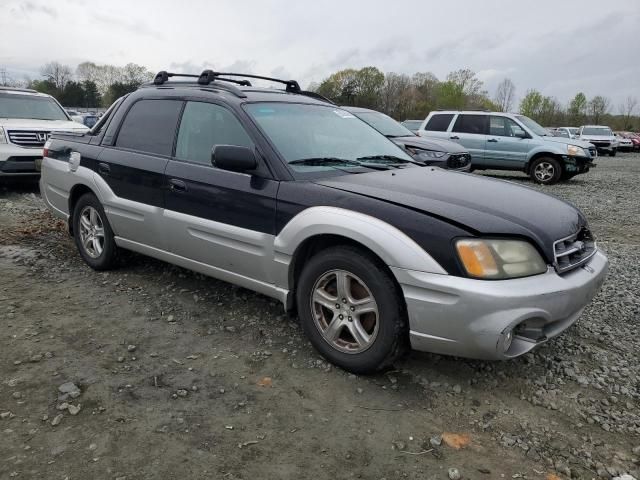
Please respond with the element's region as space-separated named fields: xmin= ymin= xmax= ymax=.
xmin=447 ymin=153 xmax=470 ymax=169
xmin=553 ymin=227 xmax=596 ymax=273
xmin=7 ymin=130 xmax=50 ymax=147
xmin=590 ymin=140 xmax=610 ymax=147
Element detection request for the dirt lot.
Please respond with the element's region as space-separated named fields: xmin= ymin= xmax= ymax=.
xmin=1 ymin=154 xmax=639 ymax=480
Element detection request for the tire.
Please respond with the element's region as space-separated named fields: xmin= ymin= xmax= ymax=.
xmin=296 ymin=245 xmax=407 ymax=374
xmin=609 ymin=149 xmax=616 ymax=157
xmin=561 ymin=171 xmax=577 ymax=181
xmin=529 ymin=156 xmax=562 ymax=185
xmin=72 ymin=192 xmax=118 ymax=270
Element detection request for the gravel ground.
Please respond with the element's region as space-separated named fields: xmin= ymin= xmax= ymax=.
xmin=0 ymin=153 xmax=638 ymax=480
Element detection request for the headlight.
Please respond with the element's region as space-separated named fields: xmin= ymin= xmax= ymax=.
xmin=456 ymin=239 xmax=547 ymax=279
xmin=416 ymin=149 xmax=447 ymax=159
xmin=567 ymin=145 xmax=587 ymax=156
xmin=0 ymin=127 xmax=7 ymax=144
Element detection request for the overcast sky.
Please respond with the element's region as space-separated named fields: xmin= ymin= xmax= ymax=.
xmin=2 ymin=0 xmax=639 ymax=108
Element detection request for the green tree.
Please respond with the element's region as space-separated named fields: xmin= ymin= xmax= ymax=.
xmin=436 ymin=81 xmax=465 ymax=109
xmin=102 ymin=82 xmax=139 ymax=107
xmin=567 ymin=93 xmax=588 ymax=125
xmin=83 ymin=80 xmax=101 ymax=108
xmin=59 ymin=81 xmax=85 ymax=107
xmin=519 ymin=89 xmax=544 ymax=120
xmin=588 ymin=95 xmax=610 ymax=124
xmin=28 ymin=79 xmax=58 ymax=97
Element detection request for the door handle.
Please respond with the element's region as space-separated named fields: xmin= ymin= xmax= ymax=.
xmin=169 ymin=178 xmax=187 ymax=192
xmin=487 ymin=138 xmax=498 ymax=142
xmin=450 ymin=135 xmax=459 ymax=140
xmin=98 ymin=162 xmax=110 ymax=175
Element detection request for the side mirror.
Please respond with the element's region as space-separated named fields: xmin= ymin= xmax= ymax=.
xmin=211 ymin=145 xmax=257 ymax=172
xmin=514 ymin=130 xmax=529 ymax=139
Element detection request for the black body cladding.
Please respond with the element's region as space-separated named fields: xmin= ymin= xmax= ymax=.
xmin=47 ymin=80 xmax=588 ymax=277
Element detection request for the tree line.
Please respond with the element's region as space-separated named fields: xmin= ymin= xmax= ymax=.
xmin=312 ymin=67 xmax=639 ymax=130
xmin=2 ymin=61 xmax=154 ymax=109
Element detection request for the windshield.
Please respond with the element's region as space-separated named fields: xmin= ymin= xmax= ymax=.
xmin=568 ymin=128 xmax=579 ymax=135
xmin=245 ymin=103 xmax=412 ymax=173
xmin=0 ymin=93 xmax=69 ymax=121
xmin=582 ymin=127 xmax=612 ymax=136
xmin=514 ymin=115 xmax=548 ymax=136
xmin=402 ymin=120 xmax=422 ymax=129
xmin=355 ymin=111 xmax=414 ymax=137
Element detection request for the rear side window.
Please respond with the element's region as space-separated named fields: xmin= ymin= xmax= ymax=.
xmin=452 ymin=114 xmax=488 ymax=135
xmin=424 ymin=113 xmax=454 ymax=132
xmin=116 ymin=99 xmax=183 ymax=156
xmin=175 ymin=102 xmax=253 ymax=165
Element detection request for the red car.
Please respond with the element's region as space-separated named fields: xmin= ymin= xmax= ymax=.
xmin=620 ymin=132 xmax=640 ymax=150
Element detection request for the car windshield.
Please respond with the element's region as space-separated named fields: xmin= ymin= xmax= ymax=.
xmin=568 ymin=128 xmax=579 ymax=135
xmin=514 ymin=115 xmax=548 ymax=136
xmin=354 ymin=111 xmax=414 ymax=137
xmin=245 ymin=103 xmax=413 ymax=173
xmin=0 ymin=93 xmax=69 ymax=121
xmin=582 ymin=127 xmax=612 ymax=136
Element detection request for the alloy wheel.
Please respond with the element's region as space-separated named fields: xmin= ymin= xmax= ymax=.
xmin=78 ymin=206 xmax=105 ymax=258
xmin=310 ymin=269 xmax=379 ymax=354
xmin=534 ymin=161 xmax=555 ymax=182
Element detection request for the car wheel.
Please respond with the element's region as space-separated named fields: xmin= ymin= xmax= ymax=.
xmin=72 ymin=192 xmax=118 ymax=270
xmin=609 ymin=149 xmax=617 ymax=157
xmin=530 ymin=157 xmax=562 ymax=185
xmin=296 ymin=245 xmax=407 ymax=374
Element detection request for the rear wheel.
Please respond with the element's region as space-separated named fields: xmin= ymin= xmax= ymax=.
xmin=72 ymin=193 xmax=118 ymax=270
xmin=529 ymin=157 xmax=562 ymax=185
xmin=296 ymin=246 xmax=407 ymax=374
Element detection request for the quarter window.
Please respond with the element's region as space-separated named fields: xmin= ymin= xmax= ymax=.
xmin=424 ymin=113 xmax=454 ymax=132
xmin=175 ymin=102 xmax=253 ymax=165
xmin=115 ymin=99 xmax=183 ymax=156
xmin=452 ymin=114 xmax=488 ymax=135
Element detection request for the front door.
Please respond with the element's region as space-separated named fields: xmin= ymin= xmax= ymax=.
xmin=484 ymin=116 xmax=531 ymax=168
xmin=163 ymin=101 xmax=279 ymax=284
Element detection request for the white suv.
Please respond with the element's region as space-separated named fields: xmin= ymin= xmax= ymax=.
xmin=0 ymin=87 xmax=88 ymax=177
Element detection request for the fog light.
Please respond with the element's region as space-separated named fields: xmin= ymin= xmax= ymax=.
xmin=503 ymin=330 xmax=513 ymax=352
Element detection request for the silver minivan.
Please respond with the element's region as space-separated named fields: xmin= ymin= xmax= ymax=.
xmin=418 ymin=111 xmax=597 ymax=184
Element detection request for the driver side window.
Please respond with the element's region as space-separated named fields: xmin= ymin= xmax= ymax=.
xmin=175 ymin=102 xmax=253 ymax=165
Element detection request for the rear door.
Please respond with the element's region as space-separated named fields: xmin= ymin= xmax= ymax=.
xmin=484 ymin=116 xmax=531 ymax=168
xmin=163 ymin=101 xmax=279 ymax=284
xmin=96 ymin=98 xmax=183 ymax=250
xmin=419 ymin=113 xmax=455 ymax=140
xmin=448 ymin=114 xmax=488 ymax=165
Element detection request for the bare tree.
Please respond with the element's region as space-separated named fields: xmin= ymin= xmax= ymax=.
xmin=41 ymin=62 xmax=72 ymax=90
xmin=588 ymin=96 xmax=610 ymax=124
xmin=494 ymin=78 xmax=515 ymax=112
xmin=618 ymin=95 xmax=638 ymax=130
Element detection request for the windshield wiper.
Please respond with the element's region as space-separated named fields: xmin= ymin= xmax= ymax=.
xmin=289 ymin=157 xmax=363 ymax=167
xmin=356 ymin=155 xmax=415 ymax=166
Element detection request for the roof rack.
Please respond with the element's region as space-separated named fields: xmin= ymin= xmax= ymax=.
xmin=197 ymin=70 xmax=301 ymax=93
xmin=150 ymin=70 xmax=333 ymax=104
xmin=0 ymin=86 xmax=38 ymax=93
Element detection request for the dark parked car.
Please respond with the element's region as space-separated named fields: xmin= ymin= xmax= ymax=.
xmin=40 ymin=70 xmax=607 ymax=373
xmin=343 ymin=107 xmax=471 ymax=171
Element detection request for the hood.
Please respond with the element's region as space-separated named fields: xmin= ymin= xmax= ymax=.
xmin=540 ymin=135 xmax=593 ymax=149
xmin=390 ymin=135 xmax=468 ymax=153
xmin=578 ymin=135 xmax=615 ymax=141
xmin=315 ymin=167 xmax=586 ymax=262
xmin=0 ymin=118 xmax=89 ymax=132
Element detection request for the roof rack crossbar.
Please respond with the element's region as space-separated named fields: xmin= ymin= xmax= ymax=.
xmin=198 ymin=70 xmax=301 ymax=93
xmin=153 ymin=71 xmax=200 ymax=85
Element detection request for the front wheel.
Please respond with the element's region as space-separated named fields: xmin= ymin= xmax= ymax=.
xmin=529 ymin=157 xmax=562 ymax=185
xmin=72 ymin=193 xmax=119 ymax=270
xmin=609 ymin=149 xmax=617 ymax=157
xmin=296 ymin=246 xmax=407 ymax=374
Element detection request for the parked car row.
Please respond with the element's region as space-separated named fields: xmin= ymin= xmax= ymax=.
xmin=35 ymin=69 xmax=608 ymax=373
xmin=551 ymin=126 xmax=640 ymax=154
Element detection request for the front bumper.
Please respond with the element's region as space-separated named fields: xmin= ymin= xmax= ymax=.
xmin=0 ymin=144 xmax=42 ymax=177
xmin=563 ymin=155 xmax=594 ymax=174
xmin=392 ymin=249 xmax=608 ymax=360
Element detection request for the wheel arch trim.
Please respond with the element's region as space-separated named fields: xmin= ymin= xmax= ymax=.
xmin=273 ymin=206 xmax=447 ymax=294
